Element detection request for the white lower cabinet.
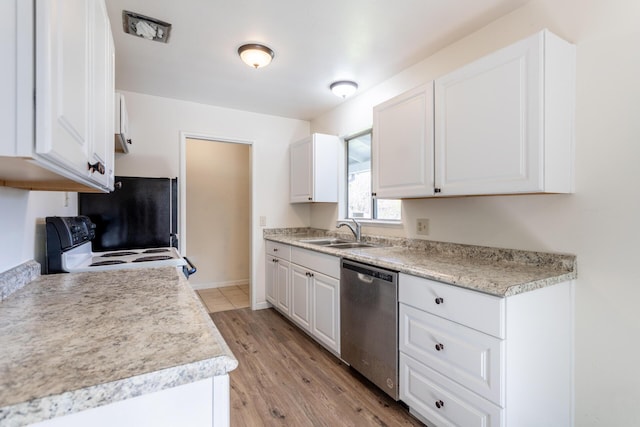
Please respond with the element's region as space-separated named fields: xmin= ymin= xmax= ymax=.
xmin=400 ymin=353 xmax=502 ymax=427
xmin=290 ymin=263 xmax=340 ymax=353
xmin=290 ymin=246 xmax=340 ymax=354
xmin=275 ymin=259 xmax=291 ymax=315
xmin=400 ymin=304 xmax=503 ymax=404
xmin=31 ymin=376 xmax=229 ymax=427
xmin=310 ymin=271 xmax=340 ymax=352
xmin=265 ymin=241 xmax=291 ymax=314
xmin=290 ymin=265 xmax=312 ymax=331
xmin=265 ymin=241 xmax=340 ymax=355
xmin=399 ymin=273 xmax=574 ymax=427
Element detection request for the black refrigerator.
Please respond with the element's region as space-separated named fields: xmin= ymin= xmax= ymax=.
xmin=78 ymin=176 xmax=178 ymax=252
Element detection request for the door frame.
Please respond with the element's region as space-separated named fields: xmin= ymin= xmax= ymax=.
xmin=179 ymin=131 xmax=255 ymax=309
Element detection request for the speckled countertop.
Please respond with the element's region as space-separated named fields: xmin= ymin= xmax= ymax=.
xmin=0 ymin=267 xmax=238 ymax=427
xmin=265 ymin=228 xmax=576 ymax=297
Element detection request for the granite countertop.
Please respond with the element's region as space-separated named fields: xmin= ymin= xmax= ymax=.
xmin=0 ymin=267 xmax=238 ymax=427
xmin=264 ymin=228 xmax=576 ymax=297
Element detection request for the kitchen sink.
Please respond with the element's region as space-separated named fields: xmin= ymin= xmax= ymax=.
xmin=299 ymin=238 xmax=378 ymax=250
xmin=299 ymin=238 xmax=351 ymax=246
xmin=327 ymin=242 xmax=376 ymax=249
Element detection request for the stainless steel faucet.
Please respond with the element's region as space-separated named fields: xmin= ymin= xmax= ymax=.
xmin=337 ymin=218 xmax=362 ymax=242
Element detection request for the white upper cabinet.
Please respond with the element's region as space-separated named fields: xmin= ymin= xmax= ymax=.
xmin=87 ymin=0 xmax=115 ymax=190
xmin=434 ymin=29 xmax=575 ymax=196
xmin=372 ymin=29 xmax=574 ymax=199
xmin=373 ymin=83 xmax=435 ymax=198
xmin=290 ymin=133 xmax=339 ymax=203
xmin=0 ymin=0 xmax=115 ymax=192
xmin=1 ymin=0 xmax=34 ymax=159
xmin=35 ymin=0 xmax=93 ymax=178
xmin=114 ymin=93 xmax=131 ymax=154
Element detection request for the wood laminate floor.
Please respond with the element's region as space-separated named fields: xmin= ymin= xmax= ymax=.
xmin=211 ymin=308 xmax=425 ymax=427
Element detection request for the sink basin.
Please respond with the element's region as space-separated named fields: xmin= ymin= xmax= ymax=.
xmin=326 ymin=242 xmax=376 ymax=249
xmin=299 ymin=238 xmax=351 ymax=246
xmin=299 ymin=238 xmax=379 ymax=250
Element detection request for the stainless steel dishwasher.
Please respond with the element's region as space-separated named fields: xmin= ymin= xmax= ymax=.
xmin=341 ymin=259 xmax=399 ymax=400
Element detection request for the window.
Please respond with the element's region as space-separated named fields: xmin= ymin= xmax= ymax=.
xmin=346 ymin=130 xmax=401 ymax=221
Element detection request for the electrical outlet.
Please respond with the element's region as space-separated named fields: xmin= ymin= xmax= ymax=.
xmin=416 ymin=218 xmax=429 ymax=235
xmin=259 ymin=216 xmax=267 ymax=227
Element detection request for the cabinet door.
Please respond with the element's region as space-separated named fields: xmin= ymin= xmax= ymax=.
xmin=275 ymin=259 xmax=291 ymax=315
xmin=373 ymin=83 xmax=435 ymax=198
xmin=105 ymin=29 xmax=115 ymax=189
xmin=400 ymin=303 xmax=503 ymax=405
xmin=290 ymin=137 xmax=313 ymax=202
xmin=88 ymin=0 xmax=114 ymax=190
xmin=311 ymin=272 xmax=340 ymax=354
xmin=35 ymin=0 xmax=92 ymax=175
xmin=400 ymin=353 xmax=503 ymax=427
xmin=290 ymin=265 xmax=312 ymax=331
xmin=265 ymin=256 xmax=277 ymax=306
xmin=1 ymin=0 xmax=33 ymax=158
xmin=434 ymin=33 xmax=543 ymax=196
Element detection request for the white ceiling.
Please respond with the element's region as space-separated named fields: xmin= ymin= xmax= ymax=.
xmin=106 ymin=0 xmax=529 ymax=121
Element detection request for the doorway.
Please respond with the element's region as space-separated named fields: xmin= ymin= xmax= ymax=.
xmin=183 ymin=136 xmax=252 ymax=312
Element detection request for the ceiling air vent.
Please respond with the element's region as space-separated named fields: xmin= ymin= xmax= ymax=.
xmin=122 ymin=11 xmax=171 ymax=43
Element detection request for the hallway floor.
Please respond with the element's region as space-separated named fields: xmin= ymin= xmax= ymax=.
xmin=196 ymin=285 xmax=250 ymax=313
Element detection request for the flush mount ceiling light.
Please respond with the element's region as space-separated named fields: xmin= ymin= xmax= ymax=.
xmin=330 ymin=80 xmax=358 ymax=98
xmin=238 ymin=44 xmax=275 ymax=69
xmin=122 ymin=10 xmax=171 ymax=43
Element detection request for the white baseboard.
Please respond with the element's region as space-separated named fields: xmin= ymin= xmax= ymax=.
xmin=189 ymin=279 xmax=249 ymax=291
xmin=253 ymin=301 xmax=271 ymax=310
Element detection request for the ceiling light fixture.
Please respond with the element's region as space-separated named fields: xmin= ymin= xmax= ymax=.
xmin=330 ymin=80 xmax=358 ymax=98
xmin=238 ymin=44 xmax=274 ymax=69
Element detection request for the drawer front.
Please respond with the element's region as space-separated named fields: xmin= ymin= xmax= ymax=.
xmin=291 ymin=246 xmax=340 ymax=279
xmin=400 ymin=353 xmax=503 ymax=427
xmin=400 ymin=303 xmax=504 ymax=405
xmin=399 ymin=273 xmax=505 ymax=338
xmin=266 ymin=241 xmax=291 ymax=260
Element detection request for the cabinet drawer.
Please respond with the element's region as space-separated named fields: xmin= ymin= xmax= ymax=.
xmin=291 ymin=247 xmax=340 ymax=279
xmin=400 ymin=303 xmax=503 ymax=405
xmin=399 ymin=273 xmax=505 ymax=338
xmin=400 ymin=353 xmax=503 ymax=427
xmin=266 ymin=241 xmax=291 ymax=260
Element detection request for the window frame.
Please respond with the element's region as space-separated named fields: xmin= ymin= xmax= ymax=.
xmin=342 ymin=129 xmax=402 ymax=226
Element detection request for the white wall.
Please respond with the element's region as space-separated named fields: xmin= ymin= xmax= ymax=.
xmin=186 ymin=138 xmax=250 ymax=289
xmin=310 ymin=0 xmax=640 ymax=425
xmin=0 ymin=187 xmax=77 ymax=272
xmin=114 ymin=91 xmax=310 ymax=306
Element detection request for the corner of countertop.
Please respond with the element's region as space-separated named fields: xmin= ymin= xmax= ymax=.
xmin=0 ymin=260 xmax=41 ymax=302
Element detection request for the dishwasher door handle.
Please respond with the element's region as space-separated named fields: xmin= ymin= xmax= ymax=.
xmin=357 ymin=273 xmax=375 ymax=283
